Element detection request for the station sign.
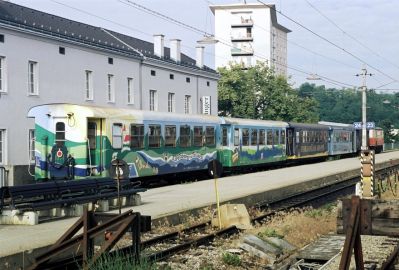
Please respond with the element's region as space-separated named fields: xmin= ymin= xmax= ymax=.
xmin=202 ymin=96 xmax=211 ymax=115
xmin=353 ymin=122 xmax=375 ymax=129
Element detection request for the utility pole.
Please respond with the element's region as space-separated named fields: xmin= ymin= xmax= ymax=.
xmin=355 ymin=65 xmax=374 ymax=198
xmin=356 ymin=65 xmax=372 ymax=150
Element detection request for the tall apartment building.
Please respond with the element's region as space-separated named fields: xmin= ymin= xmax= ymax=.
xmin=0 ymin=1 xmax=219 ymax=186
xmin=210 ymin=3 xmax=290 ymax=76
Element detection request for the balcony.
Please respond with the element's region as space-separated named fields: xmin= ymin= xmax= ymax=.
xmin=231 ymin=18 xmax=254 ymax=28
xmin=231 ymin=47 xmax=254 ymax=56
xmin=231 ymin=35 xmax=253 ymax=42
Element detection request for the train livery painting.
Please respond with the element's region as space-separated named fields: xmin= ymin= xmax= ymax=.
xmin=28 ymin=103 xmax=385 ymax=181
xmin=28 ymin=104 xmax=220 ymax=180
xmin=218 ymin=118 xmax=288 ymax=168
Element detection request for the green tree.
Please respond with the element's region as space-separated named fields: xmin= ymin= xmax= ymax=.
xmin=217 ymin=63 xmax=318 ymax=122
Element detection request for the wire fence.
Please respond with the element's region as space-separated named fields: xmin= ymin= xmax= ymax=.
xmin=384 ymin=143 xmax=399 ymax=152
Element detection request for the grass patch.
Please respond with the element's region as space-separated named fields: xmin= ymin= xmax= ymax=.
xmin=222 ymin=252 xmax=241 ymax=267
xmin=86 ymin=252 xmax=157 ymax=270
xmin=258 ymin=228 xmax=284 ymax=239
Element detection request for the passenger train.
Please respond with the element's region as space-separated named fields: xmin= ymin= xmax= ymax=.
xmin=28 ymin=104 xmax=384 ymax=181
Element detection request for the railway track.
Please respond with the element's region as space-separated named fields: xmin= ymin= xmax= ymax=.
xmin=133 ymin=176 xmax=357 ymax=263
xmin=29 ymin=161 xmax=399 ymax=269
xmin=135 ymin=161 xmax=399 ymax=264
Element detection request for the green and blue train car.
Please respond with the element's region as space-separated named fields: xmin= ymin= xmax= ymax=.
xmin=28 ymin=104 xmax=221 ymax=180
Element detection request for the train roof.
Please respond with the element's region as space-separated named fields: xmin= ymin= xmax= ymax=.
xmin=28 ymin=103 xmax=221 ymax=124
xmin=318 ymin=121 xmax=355 ymax=130
xmin=288 ymin=122 xmax=330 ymax=130
xmin=318 ymin=121 xmax=353 ymax=127
xmin=221 ymin=117 xmax=288 ymax=128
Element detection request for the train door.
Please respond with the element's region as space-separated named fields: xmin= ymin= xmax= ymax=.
xmin=220 ymin=125 xmax=232 ymax=166
xmin=87 ymin=118 xmax=105 ymax=176
xmin=287 ymin=127 xmax=294 ymax=156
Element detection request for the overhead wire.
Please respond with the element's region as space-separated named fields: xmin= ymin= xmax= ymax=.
xmin=51 ymin=0 xmax=356 ymax=89
xmin=49 ymin=0 xmax=231 ymax=63
xmin=304 ymin=0 xmax=399 ymax=73
xmin=256 ymin=0 xmax=399 ymax=84
xmin=204 ymin=0 xmax=358 ymax=87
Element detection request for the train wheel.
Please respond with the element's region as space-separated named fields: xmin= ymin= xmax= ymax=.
xmin=208 ymin=160 xmax=223 ymax=178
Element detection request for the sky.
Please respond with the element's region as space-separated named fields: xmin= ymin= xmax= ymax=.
xmin=8 ymin=0 xmax=399 ymax=92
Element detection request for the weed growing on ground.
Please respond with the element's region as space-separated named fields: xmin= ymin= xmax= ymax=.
xmin=222 ymin=252 xmax=241 ymax=266
xmin=258 ymin=228 xmax=284 ymax=239
xmin=86 ymin=252 xmax=157 ymax=270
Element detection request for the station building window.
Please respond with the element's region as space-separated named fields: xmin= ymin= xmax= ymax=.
xmin=168 ymin=92 xmax=175 ymax=113
xmin=85 ymin=70 xmax=93 ymax=100
xmin=194 ymin=126 xmax=203 ymax=147
xmin=180 ymin=126 xmax=191 ymax=147
xmin=0 ymin=129 xmax=5 ymax=164
xmin=130 ymin=124 xmax=144 ymax=149
xmin=107 ymin=74 xmax=115 ymax=103
xmin=112 ymin=123 xmax=122 ymax=149
xmin=0 ymin=56 xmax=6 ymax=93
xmin=28 ymin=61 xmax=38 ymax=95
xmin=165 ymin=125 xmax=176 ymax=147
xmin=149 ymin=90 xmax=157 ymax=111
xmin=148 ymin=125 xmax=161 ymax=148
xmin=184 ymin=95 xmax=192 ymax=114
xmin=127 ymin=78 xmax=134 ymax=104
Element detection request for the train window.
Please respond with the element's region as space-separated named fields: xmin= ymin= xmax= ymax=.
xmin=87 ymin=122 xmax=96 ymax=150
xmin=148 ymin=125 xmax=161 ymax=148
xmin=274 ymin=130 xmax=279 ymax=145
xmin=267 ymin=130 xmax=273 ymax=146
xmin=180 ymin=126 xmax=191 ymax=147
xmin=281 ymin=130 xmax=285 ymax=145
xmin=222 ymin=128 xmax=228 ymax=146
xmin=259 ymin=129 xmax=265 ymax=145
xmin=296 ymin=131 xmax=300 ymax=144
xmin=194 ymin=126 xmax=203 ymax=147
xmin=165 ymin=125 xmax=176 ymax=147
xmin=130 ymin=124 xmax=144 ymax=148
xmin=242 ymin=129 xmax=249 ymax=146
xmin=205 ymin=126 xmax=215 ymax=146
xmin=112 ymin=123 xmax=123 ymax=149
xmin=251 ymin=129 xmax=258 ymax=146
xmin=55 ymin=122 xmax=65 ymax=146
xmin=234 ymin=128 xmax=239 ymax=146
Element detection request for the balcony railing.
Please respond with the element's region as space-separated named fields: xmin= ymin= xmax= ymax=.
xmin=231 ymin=47 xmax=254 ymax=56
xmin=231 ymin=35 xmax=253 ymax=42
xmin=231 ymin=18 xmax=254 ymax=28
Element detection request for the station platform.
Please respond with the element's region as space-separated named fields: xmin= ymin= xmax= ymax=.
xmin=1 ymin=151 xmax=399 ymax=266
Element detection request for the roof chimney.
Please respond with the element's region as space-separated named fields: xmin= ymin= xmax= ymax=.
xmin=196 ymin=46 xmax=204 ymax=68
xmin=170 ymin=39 xmax=181 ymax=62
xmin=153 ymin=34 xmax=164 ymax=58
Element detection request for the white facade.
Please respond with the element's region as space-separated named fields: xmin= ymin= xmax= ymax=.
xmin=0 ymin=2 xmax=219 ymax=185
xmin=210 ymin=3 xmax=290 ymax=76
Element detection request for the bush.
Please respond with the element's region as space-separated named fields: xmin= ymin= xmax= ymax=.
xmin=222 ymin=252 xmax=241 ymax=267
